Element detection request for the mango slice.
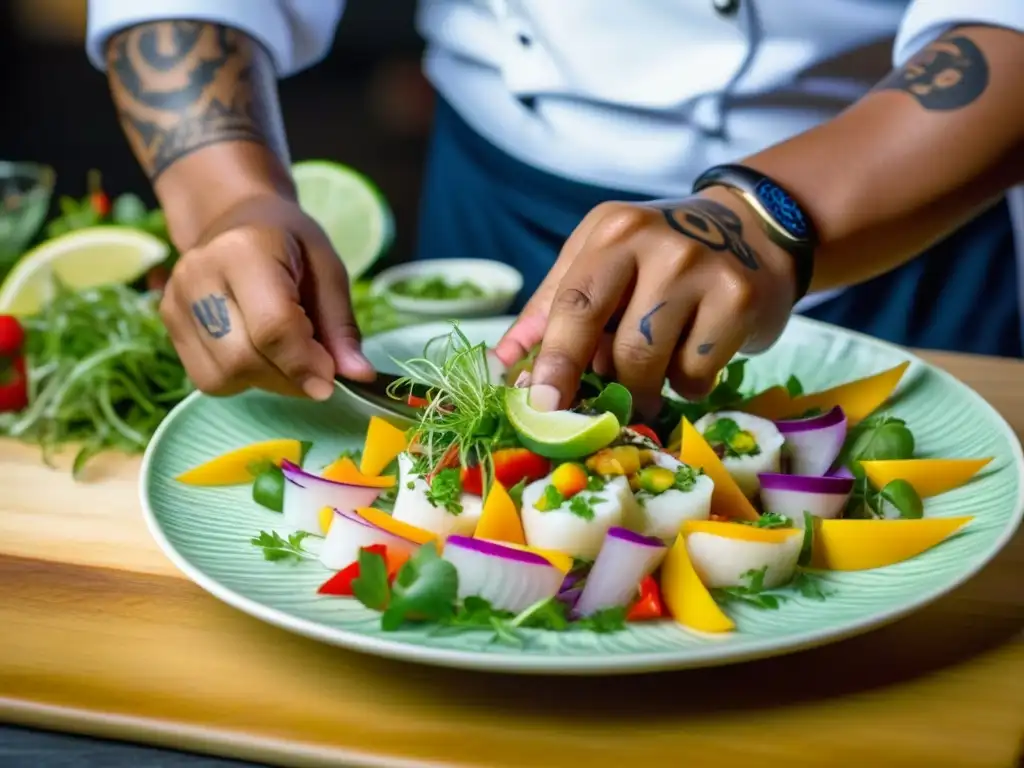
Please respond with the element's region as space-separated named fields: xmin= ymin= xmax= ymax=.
xmin=681 ymin=519 xmax=801 ymax=543
xmin=356 ymin=507 xmax=437 ymax=546
xmin=860 ymin=458 xmax=992 ymax=498
xmin=810 ymin=517 xmax=973 ymax=571
xmin=743 ymin=361 xmax=910 ymax=426
xmin=319 ymin=506 xmax=334 ymax=535
xmin=661 ymin=533 xmax=735 ymax=633
xmin=482 ymin=540 xmax=574 ymax=574
xmin=321 ymin=457 xmax=396 ymax=488
xmin=474 ymin=481 xmax=527 ymax=546
xmin=176 ymin=439 xmax=307 ymax=486
xmin=360 ymin=417 xmax=409 ymax=477
xmin=678 ymin=418 xmax=759 ymax=521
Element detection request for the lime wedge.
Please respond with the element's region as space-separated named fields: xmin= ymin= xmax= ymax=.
xmin=292 ymin=160 xmax=394 ymax=281
xmin=505 ymin=387 xmax=621 ymax=460
xmin=0 ymin=225 xmax=170 ymax=316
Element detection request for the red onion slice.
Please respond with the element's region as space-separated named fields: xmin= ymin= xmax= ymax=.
xmin=758 ymin=472 xmax=853 ymax=525
xmin=775 ymin=406 xmax=847 ymax=477
xmin=281 ymin=461 xmax=383 ymax=534
xmin=573 ymin=527 xmax=667 ymax=617
xmin=319 ymin=509 xmax=419 ymax=570
xmin=443 ymin=535 xmax=564 ymax=613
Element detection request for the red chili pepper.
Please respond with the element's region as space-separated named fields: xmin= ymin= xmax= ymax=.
xmin=626 ymin=575 xmax=665 ymax=621
xmin=0 ymin=316 xmax=28 ymax=414
xmin=628 ymin=424 xmax=662 ymax=447
xmin=317 ymin=544 xmax=408 ymax=596
xmin=460 ymin=447 xmax=552 ymax=496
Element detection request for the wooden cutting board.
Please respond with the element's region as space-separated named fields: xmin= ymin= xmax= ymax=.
xmin=1 ymin=350 xmax=1023 ymax=768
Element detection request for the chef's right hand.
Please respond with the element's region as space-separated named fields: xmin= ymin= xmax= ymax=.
xmin=159 ymin=195 xmax=376 ymax=400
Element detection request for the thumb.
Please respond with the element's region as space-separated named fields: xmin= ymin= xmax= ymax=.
xmin=300 ymin=236 xmax=376 ymax=382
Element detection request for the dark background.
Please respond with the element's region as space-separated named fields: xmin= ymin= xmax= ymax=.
xmin=0 ymin=0 xmax=433 ymax=270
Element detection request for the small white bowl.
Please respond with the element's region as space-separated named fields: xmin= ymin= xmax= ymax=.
xmin=370 ymin=258 xmax=523 ymax=318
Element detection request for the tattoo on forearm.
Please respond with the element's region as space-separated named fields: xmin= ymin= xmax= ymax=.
xmin=697 ymin=342 xmax=715 ymax=355
xmin=660 ymin=200 xmax=760 ymax=271
xmin=638 ymin=302 xmax=666 ymax=345
xmin=107 ymin=22 xmax=283 ymax=179
xmin=192 ymin=294 xmax=232 ymax=338
xmin=874 ymin=35 xmax=989 ymax=111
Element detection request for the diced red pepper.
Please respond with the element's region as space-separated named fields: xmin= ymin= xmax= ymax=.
xmin=406 ymin=394 xmax=430 ymax=409
xmin=628 ymin=424 xmax=662 ymax=447
xmin=626 ymin=575 xmax=665 ymax=621
xmin=87 ymin=169 xmax=110 ymax=217
xmin=0 ymin=316 xmax=28 ymax=414
xmin=317 ymin=544 xmax=408 ymax=596
xmin=461 ymin=447 xmax=552 ymax=496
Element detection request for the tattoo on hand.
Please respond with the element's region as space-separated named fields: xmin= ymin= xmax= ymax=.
xmin=697 ymin=342 xmax=715 ymax=355
xmin=192 ymin=294 xmax=232 ymax=339
xmin=874 ymin=35 xmax=988 ymax=111
xmin=660 ymin=200 xmax=759 ymax=271
xmin=107 ymin=22 xmax=282 ymax=179
xmin=638 ymin=302 xmax=666 ymax=345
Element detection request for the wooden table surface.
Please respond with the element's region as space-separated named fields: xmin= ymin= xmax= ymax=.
xmin=2 ymin=350 xmax=1023 ymax=768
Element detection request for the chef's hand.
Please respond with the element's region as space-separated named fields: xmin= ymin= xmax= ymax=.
xmin=494 ymin=187 xmax=797 ymax=416
xmin=160 ymin=195 xmax=375 ymax=400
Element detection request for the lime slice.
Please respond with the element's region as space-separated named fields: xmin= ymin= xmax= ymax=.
xmin=0 ymin=226 xmax=170 ymax=316
xmin=292 ymin=160 xmax=394 ymax=280
xmin=505 ymin=387 xmax=621 ymax=460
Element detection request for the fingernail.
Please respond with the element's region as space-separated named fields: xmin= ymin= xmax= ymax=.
xmin=303 ymin=377 xmax=335 ymax=401
xmin=514 ymin=370 xmax=532 ymax=388
xmin=528 ymin=383 xmax=561 ymax=412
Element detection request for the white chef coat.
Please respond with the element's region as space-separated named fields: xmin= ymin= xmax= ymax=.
xmin=85 ymin=0 xmax=1024 ymax=322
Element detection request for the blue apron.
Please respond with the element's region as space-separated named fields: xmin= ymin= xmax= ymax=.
xmin=414 ymin=97 xmax=1021 ymax=357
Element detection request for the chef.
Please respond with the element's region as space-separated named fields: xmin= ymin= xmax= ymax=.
xmin=85 ymin=1 xmax=1024 ymax=413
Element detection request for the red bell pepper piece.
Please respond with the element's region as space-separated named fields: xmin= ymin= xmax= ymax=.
xmin=628 ymin=424 xmax=662 ymax=447
xmin=317 ymin=544 xmax=408 ymax=596
xmin=626 ymin=575 xmax=665 ymax=621
xmin=0 ymin=315 xmax=28 ymax=414
xmin=406 ymin=394 xmax=430 ymax=409
xmin=461 ymin=447 xmax=552 ymax=496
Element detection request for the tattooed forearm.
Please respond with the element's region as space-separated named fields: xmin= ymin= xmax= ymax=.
xmin=106 ymin=22 xmax=285 ymax=180
xmin=660 ymin=199 xmax=760 ymax=270
xmin=874 ymin=34 xmax=989 ymax=111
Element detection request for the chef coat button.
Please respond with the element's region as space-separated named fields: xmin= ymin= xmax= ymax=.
xmin=712 ymin=0 xmax=740 ymax=16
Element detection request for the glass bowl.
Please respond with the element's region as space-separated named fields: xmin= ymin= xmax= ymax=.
xmin=0 ymin=161 xmax=55 ymax=273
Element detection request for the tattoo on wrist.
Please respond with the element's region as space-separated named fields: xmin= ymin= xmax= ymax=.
xmin=874 ymin=34 xmax=989 ymax=111
xmin=660 ymin=199 xmax=760 ymax=271
xmin=192 ymin=294 xmax=232 ymax=338
xmin=107 ymin=22 xmax=282 ymax=179
xmin=638 ymin=302 xmax=666 ymax=345
xmin=697 ymin=342 xmax=715 ymax=355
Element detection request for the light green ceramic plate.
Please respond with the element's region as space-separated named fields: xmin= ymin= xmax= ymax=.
xmin=140 ymin=317 xmax=1024 ymax=675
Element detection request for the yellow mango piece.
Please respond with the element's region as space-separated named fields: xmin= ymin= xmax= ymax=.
xmin=321 ymin=457 xmax=396 ymax=488
xmin=682 ymin=519 xmax=801 ymax=544
xmin=678 ymin=418 xmax=759 ymax=522
xmin=739 ymin=385 xmax=792 ymax=420
xmin=474 ymin=481 xmax=527 ymax=546
xmin=661 ymin=533 xmax=735 ymax=633
xmin=319 ymin=506 xmax=334 ymax=535
xmin=176 ymin=439 xmax=305 ymax=486
xmin=811 ymin=517 xmax=973 ymax=571
xmin=356 ymin=507 xmax=437 ymax=546
xmin=360 ymin=417 xmax=409 ymax=477
xmin=860 ymin=458 xmax=992 ymax=498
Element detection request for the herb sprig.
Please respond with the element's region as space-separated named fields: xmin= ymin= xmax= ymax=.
xmin=250 ymin=530 xmax=314 ymax=563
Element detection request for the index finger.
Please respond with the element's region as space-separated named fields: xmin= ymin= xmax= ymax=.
xmin=528 ymin=251 xmax=636 ymax=411
xmin=224 ymin=243 xmax=337 ymax=400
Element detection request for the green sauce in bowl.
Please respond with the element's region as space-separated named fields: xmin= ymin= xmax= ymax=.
xmin=389 ymin=276 xmax=488 ymax=301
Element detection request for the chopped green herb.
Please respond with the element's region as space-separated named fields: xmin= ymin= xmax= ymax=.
xmin=702 ymin=417 xmax=761 ymax=459
xmin=791 ymin=572 xmax=834 ymax=601
xmin=586 ymin=473 xmax=607 ymax=492
xmin=785 ymin=374 xmax=804 ymax=397
xmin=249 ymin=530 xmax=313 ymax=563
xmin=389 ymin=275 xmax=487 ymax=301
xmin=573 ymin=606 xmax=628 ymax=633
xmin=712 ymin=566 xmax=786 ymax=610
xmin=351 ymin=548 xmax=391 ymax=611
xmin=672 ymin=464 xmax=702 ymax=492
xmin=536 ymin=484 xmax=565 ymax=511
xmin=747 ymin=511 xmax=793 ymax=529
xmin=568 ymin=493 xmax=600 ymax=521
xmin=381 ymin=542 xmax=459 ymax=631
xmin=426 ymin=467 xmax=464 ymax=515
xmin=512 ymin=597 xmax=571 ymax=631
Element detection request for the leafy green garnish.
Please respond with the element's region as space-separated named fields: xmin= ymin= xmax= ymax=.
xmin=507 ymin=477 xmax=527 ymax=511
xmin=584 ymin=382 xmax=633 ymax=426
xmin=0 ymin=282 xmax=193 ymax=477
xmin=381 ymin=542 xmax=459 ymax=631
xmin=785 ymin=374 xmax=804 ymax=397
xmin=537 ymin=484 xmax=565 ymax=511
xmin=790 ymin=572 xmax=834 ymax=601
xmin=426 ymin=467 xmax=464 ymax=515
xmin=350 ymin=547 xmax=391 ymax=611
xmin=701 ymin=417 xmax=760 ymax=458
xmin=573 ymin=606 xmax=628 ymax=633
xmin=390 ymin=276 xmax=487 ymax=301
xmin=672 ymin=464 xmax=702 ymax=491
xmin=712 ymin=566 xmax=785 ymax=610
xmin=653 ymin=358 xmax=748 ymax=439
xmin=586 ymin=473 xmax=607 ymax=492
xmin=250 ymin=530 xmax=313 ymax=563
xmin=568 ymin=493 xmax=600 ymax=520
xmin=747 ymin=511 xmax=793 ymax=528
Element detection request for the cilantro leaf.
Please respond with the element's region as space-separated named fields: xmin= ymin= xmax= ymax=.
xmin=568 ymin=493 xmax=599 ymax=520
xmin=507 ymin=478 xmax=527 ymax=511
xmin=791 ymin=572 xmax=834 ymax=601
xmin=747 ymin=511 xmax=793 ymax=529
xmin=711 ymin=566 xmax=788 ymax=610
xmin=785 ymin=374 xmax=804 ymax=397
xmin=512 ymin=597 xmax=571 ymax=631
xmin=573 ymin=606 xmax=628 ymax=633
xmin=250 ymin=530 xmax=313 ymax=563
xmin=426 ymin=468 xmax=464 ymax=515
xmin=381 ymin=542 xmax=459 ymax=631
xmin=351 ymin=548 xmax=391 ymax=611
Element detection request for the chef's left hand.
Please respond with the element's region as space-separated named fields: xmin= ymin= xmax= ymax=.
xmin=494 ymin=187 xmax=798 ymax=416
